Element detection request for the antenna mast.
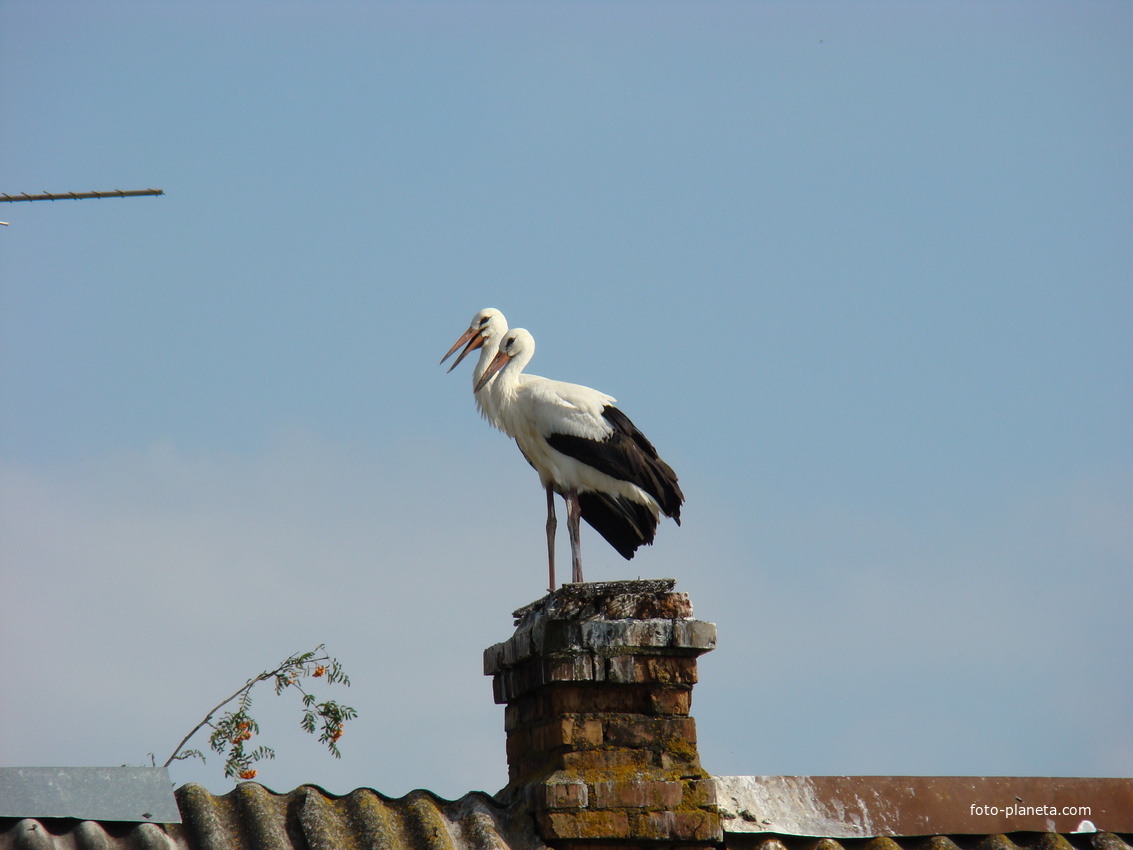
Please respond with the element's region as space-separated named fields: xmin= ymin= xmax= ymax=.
xmin=0 ymin=188 xmax=164 ymax=224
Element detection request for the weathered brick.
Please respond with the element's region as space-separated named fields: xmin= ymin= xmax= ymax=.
xmin=581 ymin=618 xmax=674 ymax=651
xmin=603 ymin=590 xmax=693 ymax=620
xmin=643 ymin=656 xmax=698 ymax=685
xmin=539 ymin=810 xmax=631 ymax=840
xmin=545 ymin=683 xmax=652 ymax=715
xmin=649 ymin=688 xmax=692 ymax=716
xmin=540 ymin=719 xmax=564 ymax=743
xmin=524 ymin=716 xmax=596 ymax=752
xmin=560 ymin=747 xmax=652 ymax=772
xmin=604 ymin=654 xmax=700 ymax=685
xmin=574 ymin=718 xmax=603 ymax=748
xmin=505 ymin=692 xmax=542 ymax=726
xmin=591 ymin=779 xmax=685 ymax=809
xmin=494 ymin=664 xmax=535 ymax=703
xmin=501 ymin=627 xmax=530 ymax=666
xmin=547 ymin=654 xmax=597 ymax=683
xmin=484 ymin=642 xmax=506 ymax=675
xmin=628 ymin=810 xmax=723 ymax=842
xmin=541 ymin=620 xmax=585 ymax=653
xmin=606 ymin=654 xmax=638 ymax=683
xmin=492 ymin=674 xmax=505 ymax=705
xmin=683 ymin=778 xmax=718 ymax=808
xmin=601 ymin=717 xmax=656 ymax=749
xmin=603 ymin=716 xmax=697 ymax=750
xmin=671 ymin=716 xmax=698 ymax=744
xmin=542 ymin=780 xmax=588 ymax=809
xmin=660 ymin=750 xmax=704 ymax=775
xmin=672 ymin=619 xmax=717 ymax=651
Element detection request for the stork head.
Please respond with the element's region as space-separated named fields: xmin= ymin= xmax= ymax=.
xmin=474 ymin=328 xmax=535 ymax=393
xmin=440 ymin=308 xmax=508 ymax=373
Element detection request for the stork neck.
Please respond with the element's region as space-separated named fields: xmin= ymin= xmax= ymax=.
xmin=471 ymin=332 xmax=503 ymax=393
xmin=489 ymin=346 xmax=530 ymax=410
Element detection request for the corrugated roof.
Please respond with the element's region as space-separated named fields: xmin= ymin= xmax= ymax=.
xmin=3 ymin=781 xmax=1130 ymax=850
xmin=0 ymin=782 xmax=547 ymax=850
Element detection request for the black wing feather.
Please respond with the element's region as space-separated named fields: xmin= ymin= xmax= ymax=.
xmin=546 ymin=405 xmax=684 ymax=523
xmin=578 ymin=491 xmax=659 ymax=560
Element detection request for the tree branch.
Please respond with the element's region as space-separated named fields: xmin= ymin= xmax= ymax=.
xmin=163 ymin=649 xmax=334 ymax=768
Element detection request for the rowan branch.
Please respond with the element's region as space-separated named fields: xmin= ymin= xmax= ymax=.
xmin=162 ymin=644 xmax=354 ymax=781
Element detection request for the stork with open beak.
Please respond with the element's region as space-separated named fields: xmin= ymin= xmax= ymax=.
xmin=475 ymin=328 xmax=683 ymax=586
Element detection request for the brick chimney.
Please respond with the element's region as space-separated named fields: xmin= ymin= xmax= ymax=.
xmin=484 ymin=579 xmax=721 ymax=850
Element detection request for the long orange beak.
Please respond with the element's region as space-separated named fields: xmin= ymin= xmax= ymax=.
xmin=474 ymin=349 xmax=510 ymax=393
xmin=440 ymin=328 xmax=485 ymax=373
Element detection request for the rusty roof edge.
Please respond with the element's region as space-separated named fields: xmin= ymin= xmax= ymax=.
xmin=712 ymin=775 xmax=1133 ymax=838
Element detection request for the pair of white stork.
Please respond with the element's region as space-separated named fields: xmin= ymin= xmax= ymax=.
xmin=441 ymin=309 xmax=683 ymax=591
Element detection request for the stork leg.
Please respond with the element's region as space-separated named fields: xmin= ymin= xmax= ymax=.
xmin=565 ymin=488 xmax=583 ymax=584
xmin=545 ymin=485 xmax=557 ymax=592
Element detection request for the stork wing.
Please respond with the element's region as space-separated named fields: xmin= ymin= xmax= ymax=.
xmin=524 ymin=378 xmax=615 ymax=441
xmin=546 ymin=405 xmax=684 ymax=522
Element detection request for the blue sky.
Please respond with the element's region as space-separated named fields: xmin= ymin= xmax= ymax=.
xmin=1 ymin=2 xmax=1130 ymax=797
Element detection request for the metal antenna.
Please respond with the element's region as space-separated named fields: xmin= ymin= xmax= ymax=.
xmin=1 ymin=188 xmax=164 ymax=203
xmin=0 ymin=188 xmax=164 ymax=224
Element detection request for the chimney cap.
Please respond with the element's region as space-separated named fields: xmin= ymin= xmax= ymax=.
xmin=512 ymin=579 xmax=681 ymax=625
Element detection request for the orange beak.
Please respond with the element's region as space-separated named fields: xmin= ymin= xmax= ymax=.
xmin=440 ymin=327 xmax=485 ymax=373
xmin=474 ymin=348 xmax=510 ymax=393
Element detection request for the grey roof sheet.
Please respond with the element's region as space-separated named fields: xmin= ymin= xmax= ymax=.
xmin=0 ymin=767 xmax=180 ymax=823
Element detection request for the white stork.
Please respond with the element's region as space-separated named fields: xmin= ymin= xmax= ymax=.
xmin=439 ymin=307 xmax=511 ymax=426
xmin=475 ymin=327 xmax=683 ymax=586
xmin=442 ymin=309 xmax=564 ymax=589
